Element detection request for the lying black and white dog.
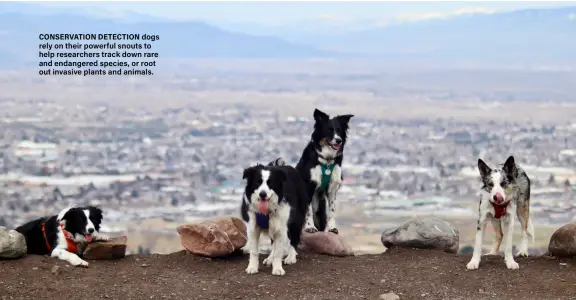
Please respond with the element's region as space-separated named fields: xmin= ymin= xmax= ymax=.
xmin=15 ymin=205 xmax=108 ymax=267
xmin=240 ymin=161 xmax=309 ymax=276
xmin=296 ymin=108 xmax=353 ymax=234
xmin=467 ymin=156 xmax=534 ymax=270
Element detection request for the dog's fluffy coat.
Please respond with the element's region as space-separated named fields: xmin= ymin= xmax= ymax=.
xmin=466 ymin=156 xmax=534 ymax=270
xmin=15 ymin=205 xmax=109 ymax=267
xmin=295 ymin=108 xmax=353 ymax=234
xmin=240 ymin=161 xmax=309 ymax=276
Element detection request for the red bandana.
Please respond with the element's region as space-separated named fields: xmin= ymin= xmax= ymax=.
xmin=41 ymin=221 xmax=78 ymax=254
xmin=491 ymin=201 xmax=510 ymax=219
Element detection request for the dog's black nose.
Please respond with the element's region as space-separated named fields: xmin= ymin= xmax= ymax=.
xmin=259 ymin=191 xmax=268 ymax=199
xmin=335 ymin=138 xmax=342 ymax=144
xmin=88 ymin=228 xmax=94 ymax=234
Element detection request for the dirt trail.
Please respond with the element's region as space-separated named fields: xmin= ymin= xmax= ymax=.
xmin=1 ymin=248 xmax=575 ymax=300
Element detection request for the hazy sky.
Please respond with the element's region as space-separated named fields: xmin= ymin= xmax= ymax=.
xmin=40 ymin=1 xmax=575 ymax=24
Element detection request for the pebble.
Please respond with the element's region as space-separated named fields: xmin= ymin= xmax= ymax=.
xmin=379 ymin=292 xmax=400 ymax=300
xmin=50 ymin=266 xmax=60 ymax=275
xmin=141 ymin=264 xmax=148 ymax=268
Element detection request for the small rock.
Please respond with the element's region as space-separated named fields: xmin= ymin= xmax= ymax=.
xmin=51 ymin=265 xmax=60 ymax=275
xmin=548 ymin=222 xmax=576 ymax=257
xmin=379 ymin=292 xmax=400 ymax=300
xmin=141 ymin=264 xmax=148 ymax=268
xmin=381 ymin=217 xmax=459 ymax=253
xmin=32 ymin=267 xmax=38 ymax=270
xmin=0 ymin=226 xmax=27 ymax=259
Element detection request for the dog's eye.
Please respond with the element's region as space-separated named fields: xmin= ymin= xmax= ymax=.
xmin=266 ymin=180 xmax=271 ymax=186
xmin=501 ymin=181 xmax=508 ymax=188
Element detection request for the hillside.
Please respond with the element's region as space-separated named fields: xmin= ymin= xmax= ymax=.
xmin=1 ymin=248 xmax=575 ymax=300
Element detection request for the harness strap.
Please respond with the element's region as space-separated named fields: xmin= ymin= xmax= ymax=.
xmin=319 ymin=163 xmax=336 ymax=191
xmin=41 ymin=221 xmax=53 ymax=252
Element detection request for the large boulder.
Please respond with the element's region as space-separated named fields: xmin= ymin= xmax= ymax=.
xmin=299 ymin=232 xmax=354 ymax=256
xmin=82 ymin=236 xmax=127 ymax=260
xmin=381 ymin=217 xmax=459 ymax=253
xmin=548 ymin=222 xmax=576 ymax=257
xmin=0 ymin=226 xmax=27 ymax=259
xmin=177 ymin=216 xmax=247 ymax=257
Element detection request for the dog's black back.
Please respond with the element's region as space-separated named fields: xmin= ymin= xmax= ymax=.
xmin=240 ymin=162 xmax=309 ymax=248
xmin=295 ymin=108 xmax=353 ymax=231
xmin=15 ymin=216 xmax=59 ymax=255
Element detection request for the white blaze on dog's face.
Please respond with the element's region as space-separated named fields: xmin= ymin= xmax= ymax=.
xmin=478 ymin=156 xmax=517 ymax=205
xmin=243 ymin=165 xmax=286 ymax=214
xmin=312 ymin=109 xmax=354 ymax=157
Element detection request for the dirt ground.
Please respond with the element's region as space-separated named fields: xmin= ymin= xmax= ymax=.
xmin=1 ymin=248 xmax=575 ymax=300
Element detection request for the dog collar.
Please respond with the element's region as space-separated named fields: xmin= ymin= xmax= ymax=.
xmin=491 ymin=201 xmax=510 ymax=219
xmin=41 ymin=222 xmax=78 ymax=254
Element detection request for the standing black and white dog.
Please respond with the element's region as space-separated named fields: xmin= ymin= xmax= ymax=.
xmin=296 ymin=108 xmax=353 ymax=234
xmin=15 ymin=205 xmax=108 ymax=267
xmin=466 ymin=156 xmax=534 ymax=270
xmin=241 ymin=163 xmax=309 ymax=276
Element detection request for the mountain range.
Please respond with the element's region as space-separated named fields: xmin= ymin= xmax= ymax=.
xmin=0 ymin=2 xmax=575 ymax=68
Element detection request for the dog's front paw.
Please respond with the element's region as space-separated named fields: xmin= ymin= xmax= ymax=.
xmin=95 ymin=235 xmax=109 ymax=242
xmin=71 ymin=257 xmax=89 ymax=267
xmin=245 ymin=265 xmax=259 ymax=275
xmin=484 ymin=251 xmax=499 ymax=256
xmin=284 ymin=253 xmax=297 ymax=265
xmin=506 ymin=260 xmax=520 ymax=270
xmin=304 ymin=226 xmax=318 ymax=233
xmin=271 ymin=267 xmax=285 ymax=276
xmin=327 ymin=228 xmax=339 ymax=234
xmin=516 ymin=250 xmax=529 ymax=258
xmin=466 ymin=259 xmax=480 ymax=270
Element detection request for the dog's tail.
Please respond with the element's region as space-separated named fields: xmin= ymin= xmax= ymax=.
xmin=267 ymin=158 xmax=286 ymax=167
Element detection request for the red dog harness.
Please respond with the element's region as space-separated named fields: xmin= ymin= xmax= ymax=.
xmin=491 ymin=201 xmax=510 ymax=219
xmin=41 ymin=221 xmax=79 ymax=254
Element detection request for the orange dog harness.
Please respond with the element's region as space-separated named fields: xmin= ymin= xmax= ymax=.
xmin=41 ymin=221 xmax=78 ymax=254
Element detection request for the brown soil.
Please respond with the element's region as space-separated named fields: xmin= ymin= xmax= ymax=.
xmin=1 ymin=248 xmax=575 ymax=300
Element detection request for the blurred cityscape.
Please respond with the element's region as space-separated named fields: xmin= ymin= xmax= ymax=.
xmin=0 ymin=98 xmax=574 ymax=254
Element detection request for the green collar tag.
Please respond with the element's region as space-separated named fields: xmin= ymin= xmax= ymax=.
xmin=319 ymin=163 xmax=335 ymax=191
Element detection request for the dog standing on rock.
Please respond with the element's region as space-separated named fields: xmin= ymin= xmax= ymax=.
xmin=466 ymin=156 xmax=534 ymax=270
xmin=296 ymin=108 xmax=354 ymax=234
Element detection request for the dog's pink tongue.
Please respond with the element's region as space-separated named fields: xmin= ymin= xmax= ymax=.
xmin=86 ymin=234 xmax=93 ymax=242
xmin=257 ymin=201 xmax=269 ymax=214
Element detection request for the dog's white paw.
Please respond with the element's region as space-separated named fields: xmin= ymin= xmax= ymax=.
xmin=245 ymin=265 xmax=259 ymax=275
xmin=466 ymin=259 xmax=480 ymax=270
xmin=271 ymin=267 xmax=285 ymax=276
xmin=284 ymin=255 xmax=297 ymax=265
xmin=262 ymin=256 xmax=273 ymax=266
xmin=327 ymin=227 xmax=339 ymax=234
xmin=95 ymin=235 xmax=110 ymax=242
xmin=71 ymin=257 xmax=89 ymax=267
xmin=506 ymin=260 xmax=520 ymax=270
xmin=484 ymin=251 xmax=499 ymax=256
xmin=516 ymin=250 xmax=529 ymax=258
xmin=304 ymin=226 xmax=318 ymax=233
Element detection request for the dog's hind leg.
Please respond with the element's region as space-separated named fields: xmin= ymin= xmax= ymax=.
xmin=485 ymin=218 xmax=503 ymax=256
xmin=516 ymin=202 xmax=532 ymax=257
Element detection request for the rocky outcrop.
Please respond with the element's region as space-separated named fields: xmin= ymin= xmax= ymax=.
xmin=0 ymin=226 xmax=27 ymax=259
xmin=548 ymin=222 xmax=576 ymax=257
xmin=177 ymin=216 xmax=247 ymax=257
xmin=381 ymin=217 xmax=459 ymax=253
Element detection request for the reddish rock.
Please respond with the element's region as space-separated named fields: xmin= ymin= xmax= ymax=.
xmin=549 ymin=222 xmax=576 ymax=257
xmin=177 ymin=216 xmax=247 ymax=257
xmin=299 ymin=231 xmax=354 ymax=256
xmin=82 ymin=236 xmax=127 ymax=260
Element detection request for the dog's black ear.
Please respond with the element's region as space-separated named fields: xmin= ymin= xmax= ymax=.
xmin=477 ymin=159 xmax=492 ymax=179
xmin=502 ymin=156 xmax=517 ymax=177
xmin=313 ymin=109 xmax=329 ymax=122
xmin=337 ymin=114 xmax=354 ymax=126
xmin=242 ymin=166 xmax=255 ymax=180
